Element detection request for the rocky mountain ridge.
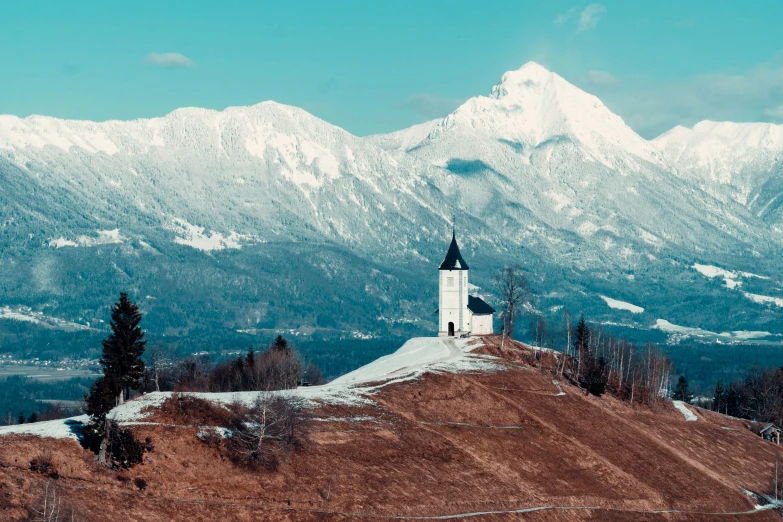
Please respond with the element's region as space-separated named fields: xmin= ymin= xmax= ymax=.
xmin=1 ymin=62 xmax=782 ymax=352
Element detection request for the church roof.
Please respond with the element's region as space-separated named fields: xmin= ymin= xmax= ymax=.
xmin=439 ymin=231 xmax=469 ymax=271
xmin=468 ymin=295 xmax=495 ymax=315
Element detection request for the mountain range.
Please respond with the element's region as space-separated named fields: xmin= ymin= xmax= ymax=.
xmin=2 ymin=61 xmax=783 ymax=358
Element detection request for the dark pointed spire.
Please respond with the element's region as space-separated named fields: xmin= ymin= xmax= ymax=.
xmin=439 ymin=230 xmax=469 ymax=271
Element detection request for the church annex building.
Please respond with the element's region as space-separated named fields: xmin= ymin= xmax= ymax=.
xmin=436 ymin=231 xmax=495 ymax=337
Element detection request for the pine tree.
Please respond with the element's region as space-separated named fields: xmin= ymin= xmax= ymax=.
xmin=82 ymin=294 xmax=152 ymax=467
xmin=85 ymin=377 xmax=119 ymax=420
xmin=673 ymin=375 xmax=693 ymax=402
xmin=713 ymin=381 xmax=726 ymax=413
xmin=100 ymin=293 xmax=146 ymax=405
xmin=271 ymin=335 xmax=290 ymax=353
xmin=573 ymin=315 xmax=591 ymax=384
xmin=82 ymin=377 xmax=119 ymax=453
xmin=574 ymin=315 xmax=590 ymax=354
xmin=246 ymin=346 xmax=256 ymax=368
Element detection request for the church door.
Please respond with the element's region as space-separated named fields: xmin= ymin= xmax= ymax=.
xmin=448 ymin=322 xmax=454 ymax=336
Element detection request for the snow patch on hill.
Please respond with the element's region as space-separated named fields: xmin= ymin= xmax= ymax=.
xmin=600 ymin=295 xmax=644 ymax=314
xmin=168 ymin=219 xmax=253 ymax=252
xmin=692 ymin=263 xmax=743 ymax=289
xmin=0 ymin=337 xmax=501 ymax=439
xmin=692 ymin=263 xmax=770 ymax=290
xmin=654 ymin=319 xmax=772 ymax=343
xmin=673 ymin=400 xmax=698 ymax=421
xmin=0 ymin=306 xmax=95 ymax=331
xmin=49 ymin=229 xmax=124 ymax=249
xmin=743 ymin=292 xmax=783 ymax=308
xmin=0 ymin=415 xmax=88 ymax=440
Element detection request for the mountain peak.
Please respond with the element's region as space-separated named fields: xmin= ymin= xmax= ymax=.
xmin=425 ymin=61 xmax=656 ymax=166
xmin=490 ymin=61 xmax=555 ymax=99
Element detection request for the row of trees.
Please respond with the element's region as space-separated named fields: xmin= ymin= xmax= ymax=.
xmin=705 ymin=366 xmax=783 ymax=427
xmin=80 ymin=293 xmax=324 ymax=469
xmin=144 ymin=336 xmax=325 ymax=394
xmin=494 ymin=265 xmax=673 ymax=404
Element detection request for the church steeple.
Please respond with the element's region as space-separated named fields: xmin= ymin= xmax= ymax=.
xmin=439 ymin=229 xmax=469 ymax=271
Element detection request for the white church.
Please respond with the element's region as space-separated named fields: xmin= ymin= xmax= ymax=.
xmin=436 ymin=231 xmax=495 ymax=337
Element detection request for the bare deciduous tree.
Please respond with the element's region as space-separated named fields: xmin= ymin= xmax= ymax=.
xmin=225 ymin=394 xmax=310 ymax=471
xmin=145 ymin=344 xmax=172 ymax=393
xmin=494 ymin=264 xmax=533 ymax=354
xmin=28 ymin=480 xmax=79 ymax=521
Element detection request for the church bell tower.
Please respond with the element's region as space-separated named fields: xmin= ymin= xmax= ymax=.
xmin=438 ymin=230 xmax=470 ymax=337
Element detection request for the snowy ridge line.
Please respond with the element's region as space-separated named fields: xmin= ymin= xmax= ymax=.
xmin=0 ymin=337 xmax=499 ymax=439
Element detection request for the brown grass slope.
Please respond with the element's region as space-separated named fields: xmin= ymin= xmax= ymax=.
xmin=0 ymin=337 xmax=780 ymax=521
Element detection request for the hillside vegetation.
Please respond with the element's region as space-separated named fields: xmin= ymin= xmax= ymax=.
xmin=0 ymin=336 xmax=780 ymax=521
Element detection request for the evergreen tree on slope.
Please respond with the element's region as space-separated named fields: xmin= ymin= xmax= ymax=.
xmin=101 ymin=293 xmax=146 ymax=405
xmin=673 ymin=375 xmax=693 ymax=402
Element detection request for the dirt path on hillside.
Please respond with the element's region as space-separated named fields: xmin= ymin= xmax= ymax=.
xmin=56 ymin=480 xmax=778 ymax=520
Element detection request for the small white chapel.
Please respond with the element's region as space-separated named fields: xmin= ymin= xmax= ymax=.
xmin=436 ymin=230 xmax=495 ymax=337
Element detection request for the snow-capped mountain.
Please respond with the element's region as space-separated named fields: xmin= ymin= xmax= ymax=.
xmin=371 ymin=62 xmax=774 ymax=257
xmin=654 ymin=121 xmax=783 ymax=224
xmin=1 ymin=62 xmax=782 ymax=355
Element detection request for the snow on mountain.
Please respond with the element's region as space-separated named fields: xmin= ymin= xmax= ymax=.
xmin=0 ymin=101 xmax=448 ymax=256
xmin=655 ymin=120 xmax=783 ymax=186
xmin=1 ymin=61 xmax=782 ymax=346
xmin=372 ymin=62 xmax=773 ymax=262
xmin=0 ymin=306 xmax=95 ymax=331
xmin=600 ymin=296 xmax=644 ymax=314
xmin=654 ymin=121 xmax=783 ymax=223
xmin=431 ymin=61 xmax=660 ymax=167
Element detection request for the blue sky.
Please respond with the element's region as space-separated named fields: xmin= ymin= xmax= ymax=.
xmin=1 ymin=0 xmax=782 ymax=137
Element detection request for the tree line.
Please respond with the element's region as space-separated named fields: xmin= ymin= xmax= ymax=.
xmin=701 ymin=366 xmax=783 ymax=427
xmin=143 ymin=335 xmax=325 ymax=394
xmin=76 ymin=293 xmax=324 ymax=469
xmin=495 ymin=265 xmax=673 ymax=405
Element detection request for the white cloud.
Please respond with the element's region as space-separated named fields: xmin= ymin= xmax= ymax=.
xmin=583 ymin=70 xmax=619 ymax=86
xmin=764 ymin=104 xmax=783 ymax=121
xmin=399 ymin=93 xmax=462 ymax=119
xmin=145 ymin=52 xmax=196 ymax=69
xmin=554 ymin=6 xmax=577 ymax=25
xmin=578 ymin=4 xmax=606 ymax=32
xmin=555 ymin=4 xmax=606 ymax=32
xmin=603 ymin=55 xmax=783 ymax=138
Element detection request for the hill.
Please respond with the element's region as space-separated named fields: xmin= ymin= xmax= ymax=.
xmin=0 ymin=336 xmax=780 ymax=521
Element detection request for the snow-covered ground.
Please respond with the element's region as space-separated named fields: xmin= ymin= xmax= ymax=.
xmin=653 ymin=319 xmax=773 ymax=342
xmin=600 ymin=295 xmax=644 ymax=314
xmin=49 ymin=229 xmax=124 ymax=249
xmin=0 ymin=415 xmax=89 ymax=440
xmin=743 ymin=292 xmax=783 ymax=308
xmin=0 ymin=306 xmax=95 ymax=332
xmin=0 ymin=337 xmax=500 ymax=439
xmin=672 ymin=401 xmax=698 ymax=421
xmin=692 ymin=264 xmax=744 ymax=289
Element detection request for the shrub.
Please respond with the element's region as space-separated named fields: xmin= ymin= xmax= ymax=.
xmin=106 ymin=421 xmax=154 ymax=469
xmin=158 ymin=394 xmax=235 ymax=426
xmin=224 ymin=395 xmax=310 ymax=471
xmin=134 ymin=478 xmax=147 ymax=491
xmin=29 ymin=452 xmax=58 ymax=479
